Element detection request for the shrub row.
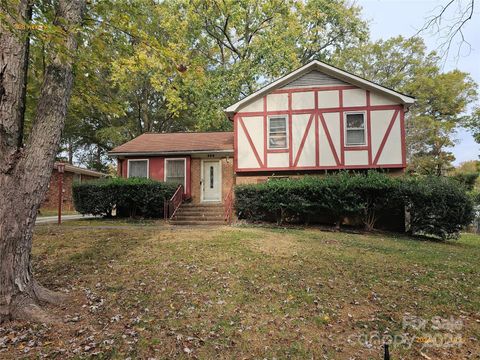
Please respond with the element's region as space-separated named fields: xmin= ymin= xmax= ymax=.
xmin=73 ymin=178 xmax=178 ymax=218
xmin=234 ymin=172 xmax=474 ymax=240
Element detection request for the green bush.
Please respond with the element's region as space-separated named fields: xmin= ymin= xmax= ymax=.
xmin=400 ymin=176 xmax=474 ymax=240
xmin=73 ymin=178 xmax=178 ymax=218
xmin=235 ymin=172 xmax=397 ymax=228
xmin=235 ymin=172 xmax=474 ymax=240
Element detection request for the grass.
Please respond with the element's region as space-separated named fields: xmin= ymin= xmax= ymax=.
xmin=1 ymin=222 xmax=479 ymax=359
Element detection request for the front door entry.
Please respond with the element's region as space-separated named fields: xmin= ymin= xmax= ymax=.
xmin=202 ymin=160 xmax=221 ymax=202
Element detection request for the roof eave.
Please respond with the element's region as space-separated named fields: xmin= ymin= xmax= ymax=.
xmin=108 ymin=149 xmax=234 ymax=157
xmin=54 ymin=163 xmax=106 ymax=177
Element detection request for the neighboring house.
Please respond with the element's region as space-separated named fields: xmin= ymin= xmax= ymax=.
xmin=109 ymin=60 xmax=414 ymax=213
xmin=40 ymin=162 xmax=106 ymax=212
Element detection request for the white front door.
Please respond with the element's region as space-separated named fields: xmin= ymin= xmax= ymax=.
xmin=202 ymin=160 xmax=221 ymax=202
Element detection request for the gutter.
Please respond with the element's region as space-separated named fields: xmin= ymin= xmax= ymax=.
xmin=108 ymin=149 xmax=234 ymax=157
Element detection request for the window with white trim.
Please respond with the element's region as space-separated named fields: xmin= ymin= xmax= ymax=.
xmin=268 ymin=116 xmax=288 ymax=149
xmin=128 ymin=160 xmax=148 ymax=178
xmin=345 ymin=113 xmax=366 ymax=146
xmin=165 ymin=159 xmax=185 ymax=187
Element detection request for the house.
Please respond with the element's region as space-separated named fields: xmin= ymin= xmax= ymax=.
xmin=111 ymin=132 xmax=234 ymax=204
xmin=109 ymin=60 xmax=414 ymax=222
xmin=40 ymin=162 xmax=106 ymax=213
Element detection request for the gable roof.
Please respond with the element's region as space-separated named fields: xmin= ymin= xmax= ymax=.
xmin=224 ymin=60 xmax=415 ymax=116
xmin=108 ymin=132 xmax=234 ymax=156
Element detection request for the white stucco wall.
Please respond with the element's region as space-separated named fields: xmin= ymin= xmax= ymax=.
xmin=319 ymin=122 xmax=337 ymax=166
xmin=240 ymin=98 xmax=263 ymax=112
xmin=370 ymin=92 xmax=397 ymax=106
xmin=267 ymin=152 xmax=289 ymax=168
xmin=345 ymin=150 xmax=369 ymax=165
xmin=370 ymin=110 xmax=395 ymax=160
xmin=295 ymin=116 xmax=316 ymax=167
xmin=235 ymin=72 xmax=405 ymax=171
xmin=292 ymin=114 xmax=311 ymax=164
xmin=266 ymin=93 xmax=288 ymax=111
xmin=377 ymin=113 xmax=402 ymax=165
xmin=237 ymin=116 xmax=263 ymax=169
xmin=318 ymin=90 xmax=339 ymax=108
xmin=292 ymin=91 xmax=314 ymax=110
xmin=322 ymin=113 xmax=341 ymax=160
xmin=343 ymin=89 xmax=366 ymax=107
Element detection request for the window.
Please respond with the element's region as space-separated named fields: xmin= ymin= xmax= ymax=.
xmin=165 ymin=159 xmax=185 ymax=187
xmin=128 ymin=159 xmax=148 ymax=178
xmin=268 ymin=116 xmax=288 ymax=149
xmin=210 ymin=166 xmax=214 ymax=188
xmin=345 ymin=113 xmax=366 ymax=146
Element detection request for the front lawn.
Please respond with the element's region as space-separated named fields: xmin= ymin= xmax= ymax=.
xmin=2 ymin=221 xmax=479 ymax=359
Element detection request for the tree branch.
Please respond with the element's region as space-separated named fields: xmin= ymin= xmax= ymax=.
xmin=416 ymin=0 xmax=475 ymax=61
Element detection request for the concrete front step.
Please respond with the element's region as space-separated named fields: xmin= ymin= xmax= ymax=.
xmin=173 ymin=216 xmax=224 ymax=221
xmin=170 ymin=202 xmax=227 ymax=225
xmin=182 ymin=202 xmax=223 ymax=207
xmin=174 ymin=211 xmax=223 ymax=216
xmin=170 ymin=220 xmax=226 ymax=225
xmin=174 ymin=212 xmax=223 ymax=217
xmin=177 ymin=208 xmax=224 ymax=213
xmin=175 ymin=213 xmax=223 ymax=218
xmin=175 ymin=209 xmax=224 ymax=214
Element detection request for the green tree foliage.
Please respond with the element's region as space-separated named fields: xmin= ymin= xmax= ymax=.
xmin=23 ymin=2 xmax=478 ymax=174
xmin=24 ymin=0 xmax=367 ymax=168
xmin=450 ymin=160 xmax=480 ymax=191
xmin=407 ymin=70 xmax=477 ymax=175
xmin=177 ymin=0 xmax=367 ymax=128
xmin=464 ymin=107 xmax=480 ymax=144
xmin=333 ymin=36 xmax=478 ymax=175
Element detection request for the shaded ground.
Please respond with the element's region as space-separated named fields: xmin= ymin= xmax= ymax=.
xmin=1 ymin=220 xmax=479 ymax=359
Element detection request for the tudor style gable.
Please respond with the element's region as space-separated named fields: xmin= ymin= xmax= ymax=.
xmin=227 ymin=61 xmax=414 ymax=172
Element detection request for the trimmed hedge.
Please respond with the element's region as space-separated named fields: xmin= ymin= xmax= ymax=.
xmin=73 ymin=178 xmax=178 ymax=218
xmin=400 ymin=176 xmax=474 ymax=239
xmin=235 ymin=172 xmax=474 ymax=240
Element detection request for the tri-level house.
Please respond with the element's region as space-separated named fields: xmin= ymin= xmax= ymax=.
xmin=109 ymin=60 xmax=415 ymax=224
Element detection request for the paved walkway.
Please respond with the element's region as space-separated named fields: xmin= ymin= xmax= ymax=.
xmin=35 ymin=214 xmax=96 ymax=224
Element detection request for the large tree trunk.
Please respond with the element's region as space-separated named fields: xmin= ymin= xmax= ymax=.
xmin=0 ymin=0 xmax=86 ymax=323
xmin=0 ymin=0 xmax=30 ymax=169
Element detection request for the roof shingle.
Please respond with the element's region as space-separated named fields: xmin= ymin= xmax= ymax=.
xmin=109 ymin=132 xmax=234 ymax=155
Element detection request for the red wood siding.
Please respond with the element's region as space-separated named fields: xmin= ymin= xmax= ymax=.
xmin=119 ymin=156 xmax=191 ymax=197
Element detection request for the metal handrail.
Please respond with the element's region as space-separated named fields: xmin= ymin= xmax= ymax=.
xmin=164 ymin=184 xmax=184 ymax=220
xmin=223 ymin=185 xmax=234 ymax=224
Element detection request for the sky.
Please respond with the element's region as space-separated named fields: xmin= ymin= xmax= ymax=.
xmin=357 ymin=0 xmax=480 ymax=165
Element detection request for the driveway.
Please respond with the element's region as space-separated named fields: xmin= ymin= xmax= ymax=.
xmin=35 ymin=214 xmax=96 ymax=224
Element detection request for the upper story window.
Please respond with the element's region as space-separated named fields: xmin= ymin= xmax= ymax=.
xmin=345 ymin=113 xmax=366 ymax=146
xmin=165 ymin=158 xmax=185 ymax=187
xmin=128 ymin=159 xmax=148 ymax=178
xmin=268 ymin=116 xmax=288 ymax=149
